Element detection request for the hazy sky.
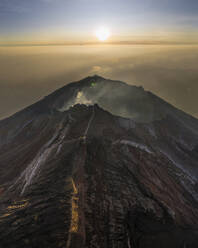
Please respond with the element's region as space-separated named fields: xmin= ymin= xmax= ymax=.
xmin=1 ymin=0 xmax=198 ymax=44
xmin=0 ymin=45 xmax=198 ymax=119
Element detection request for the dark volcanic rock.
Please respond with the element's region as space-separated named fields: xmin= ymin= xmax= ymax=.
xmin=0 ymin=76 xmax=198 ymax=247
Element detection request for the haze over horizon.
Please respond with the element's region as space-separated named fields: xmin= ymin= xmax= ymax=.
xmin=1 ymin=0 xmax=198 ymax=45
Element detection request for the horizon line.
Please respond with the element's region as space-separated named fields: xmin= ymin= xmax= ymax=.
xmin=1 ymin=40 xmax=198 ymax=47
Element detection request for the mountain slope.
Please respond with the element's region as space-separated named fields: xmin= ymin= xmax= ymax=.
xmin=0 ymin=76 xmax=198 ymax=248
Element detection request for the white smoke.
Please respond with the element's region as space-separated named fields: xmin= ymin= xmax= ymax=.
xmin=75 ymin=91 xmax=92 ymax=105
xmin=58 ymin=90 xmax=93 ymax=112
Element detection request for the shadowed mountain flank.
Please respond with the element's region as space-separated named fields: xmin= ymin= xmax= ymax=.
xmin=0 ymin=76 xmax=198 ymax=248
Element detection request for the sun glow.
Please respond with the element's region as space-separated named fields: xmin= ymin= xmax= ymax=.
xmin=95 ymin=27 xmax=110 ymax=42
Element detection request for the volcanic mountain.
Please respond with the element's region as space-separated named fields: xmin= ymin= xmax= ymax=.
xmin=0 ymin=75 xmax=198 ymax=248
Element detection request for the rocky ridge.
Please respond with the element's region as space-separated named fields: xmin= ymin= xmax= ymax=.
xmin=0 ymin=76 xmax=198 ymax=247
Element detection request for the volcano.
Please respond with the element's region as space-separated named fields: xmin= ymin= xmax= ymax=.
xmin=0 ymin=75 xmax=198 ymax=248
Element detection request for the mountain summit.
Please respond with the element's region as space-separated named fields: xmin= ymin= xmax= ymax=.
xmin=0 ymin=76 xmax=198 ymax=248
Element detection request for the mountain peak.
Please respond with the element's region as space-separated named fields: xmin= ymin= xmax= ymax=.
xmin=84 ymin=74 xmax=105 ymax=81
xmin=2 ymin=75 xmax=198 ymax=127
xmin=0 ymin=75 xmax=198 ymax=247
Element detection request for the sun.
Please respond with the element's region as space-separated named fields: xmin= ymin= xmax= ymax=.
xmin=95 ymin=27 xmax=110 ymax=42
